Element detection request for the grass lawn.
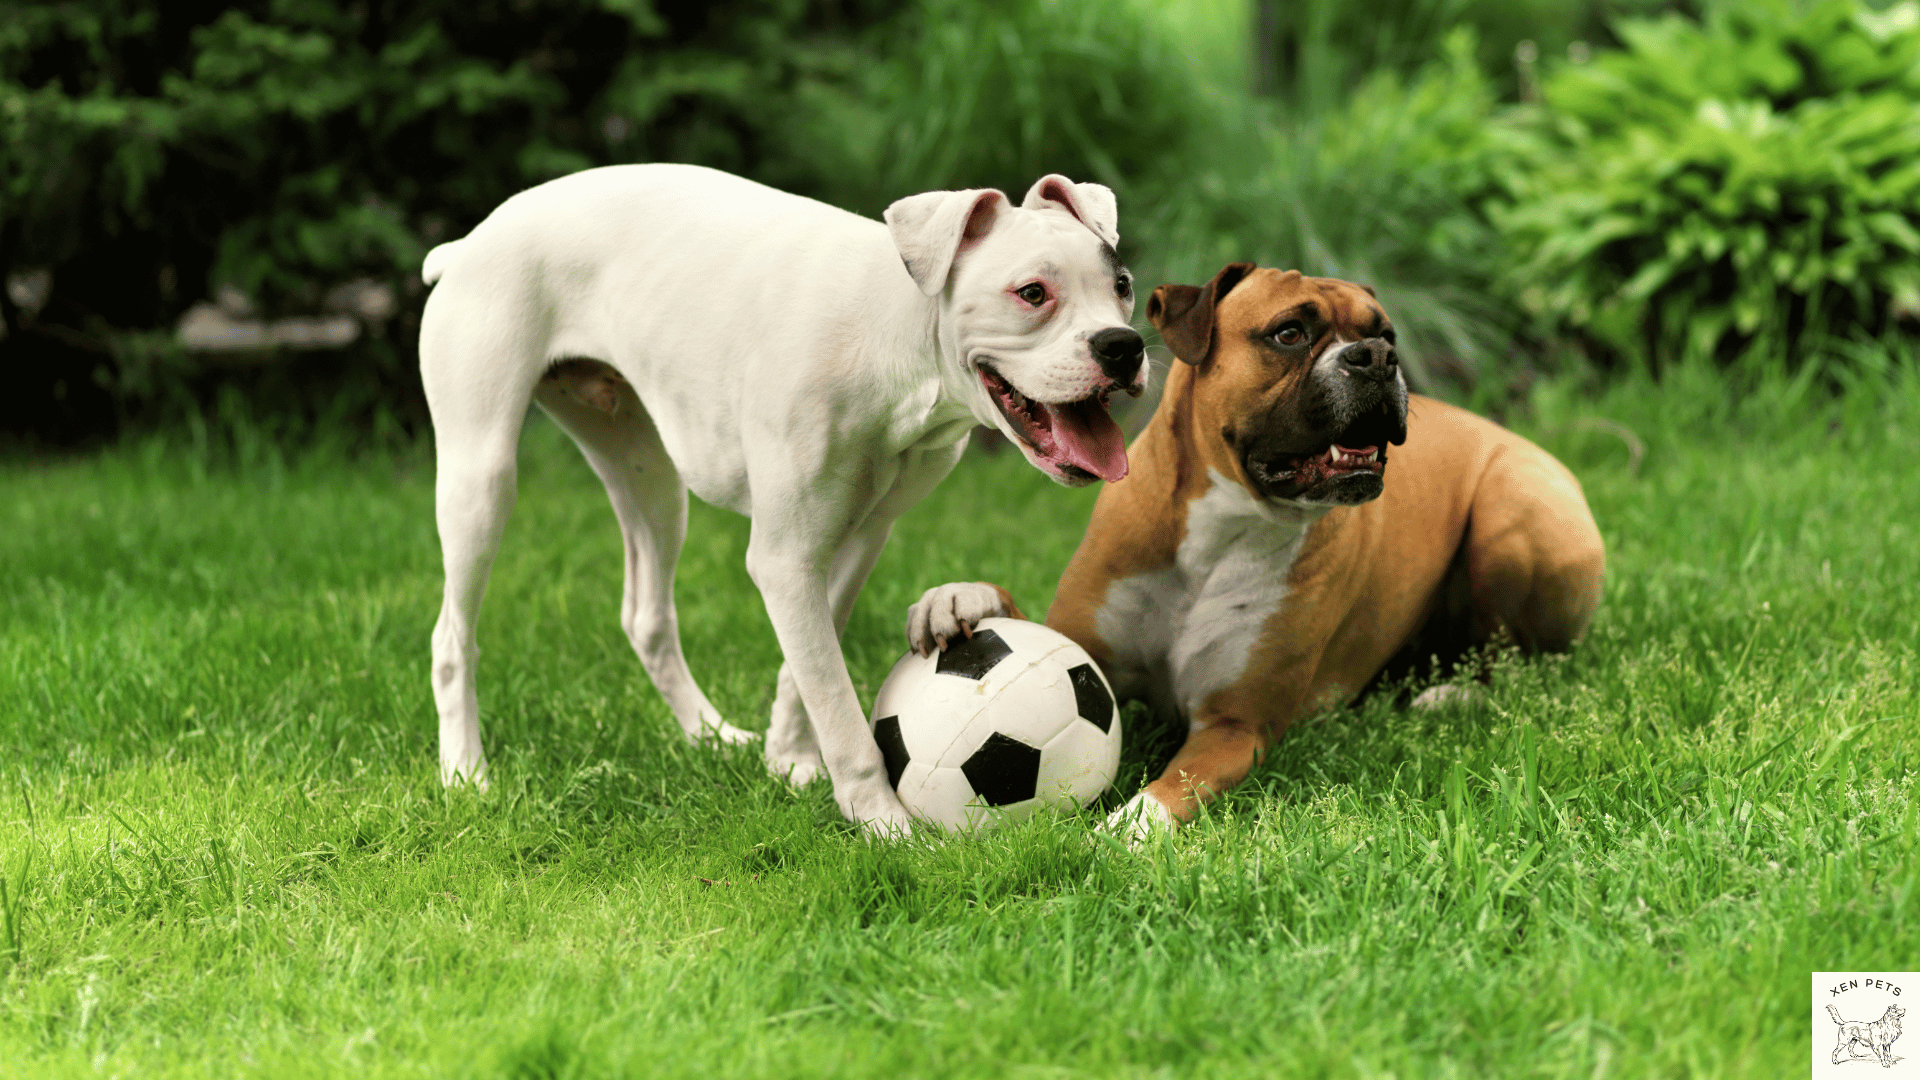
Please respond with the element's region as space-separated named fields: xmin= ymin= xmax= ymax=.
xmin=2 ymin=363 xmax=1916 ymax=1078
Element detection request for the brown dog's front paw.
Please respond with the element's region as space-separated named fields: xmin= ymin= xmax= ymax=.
xmin=1411 ymin=684 xmax=1482 ymax=712
xmin=1104 ymin=791 xmax=1177 ymax=849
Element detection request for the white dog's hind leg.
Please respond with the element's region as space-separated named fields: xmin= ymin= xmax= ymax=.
xmin=426 ymin=375 xmax=536 ymax=789
xmin=431 ymin=444 xmax=519 ymax=787
xmin=534 ymin=377 xmax=755 ymax=746
xmin=765 ymin=522 xmax=893 ymax=787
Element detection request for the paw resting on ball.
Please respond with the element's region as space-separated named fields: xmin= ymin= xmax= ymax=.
xmin=906 ymin=581 xmax=1025 ymax=656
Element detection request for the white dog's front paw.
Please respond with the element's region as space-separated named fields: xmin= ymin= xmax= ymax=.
xmin=766 ymin=748 xmax=825 ymax=788
xmin=690 ymin=715 xmax=761 ymax=746
xmin=905 ymin=581 xmax=1015 ymax=655
xmin=439 ymin=750 xmax=490 ymax=792
xmin=842 ymin=783 xmax=914 ymax=839
xmin=1411 ymin=684 xmax=1482 ymax=712
xmin=1103 ymin=791 xmax=1175 ymax=849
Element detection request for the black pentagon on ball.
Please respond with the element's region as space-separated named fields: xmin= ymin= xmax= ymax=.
xmin=960 ymin=731 xmax=1042 ymax=807
xmin=1067 ymin=662 xmax=1114 ymax=733
xmin=935 ymin=627 xmax=1013 ymax=680
xmin=871 ymin=715 xmax=910 ymax=790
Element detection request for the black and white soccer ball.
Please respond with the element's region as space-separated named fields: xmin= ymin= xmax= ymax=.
xmin=867 ymin=617 xmax=1121 ymax=830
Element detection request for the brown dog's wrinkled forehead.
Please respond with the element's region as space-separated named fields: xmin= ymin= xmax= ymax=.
xmin=1217 ymin=268 xmax=1386 ymax=334
xmin=1148 ymin=264 xmax=1390 ymax=366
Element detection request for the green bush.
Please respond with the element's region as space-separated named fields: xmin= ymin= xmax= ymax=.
xmin=12 ymin=0 xmax=1914 ymax=446
xmin=1499 ymin=0 xmax=1920 ymax=368
xmin=0 ymin=0 xmax=1543 ymax=435
xmin=1248 ymin=0 xmax=1660 ymax=107
xmin=0 ymin=0 xmax=904 ymax=443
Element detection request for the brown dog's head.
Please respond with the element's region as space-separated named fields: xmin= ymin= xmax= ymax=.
xmin=1148 ymin=263 xmax=1407 ymax=506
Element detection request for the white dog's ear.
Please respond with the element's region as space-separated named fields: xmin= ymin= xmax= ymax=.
xmin=1020 ymin=175 xmax=1119 ymax=248
xmin=885 ymin=188 xmax=1008 ymax=297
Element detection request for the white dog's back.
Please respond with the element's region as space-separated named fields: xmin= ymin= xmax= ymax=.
xmin=422 ymin=164 xmax=872 ymax=287
xmin=417 ymin=164 xmax=919 ymax=512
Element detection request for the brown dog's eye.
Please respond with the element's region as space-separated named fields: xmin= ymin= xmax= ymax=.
xmin=1017 ymin=283 xmax=1048 ymax=306
xmin=1273 ymin=323 xmax=1306 ymax=347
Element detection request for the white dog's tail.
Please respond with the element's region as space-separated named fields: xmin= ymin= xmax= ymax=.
xmin=1828 ymin=1004 xmax=1846 ymax=1025
xmin=421 ymin=240 xmax=464 ymax=286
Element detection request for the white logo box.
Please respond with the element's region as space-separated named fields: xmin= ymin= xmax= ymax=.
xmin=1814 ymin=972 xmax=1914 ymax=1076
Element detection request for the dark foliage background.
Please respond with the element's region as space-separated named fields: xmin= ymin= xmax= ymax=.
xmin=3 ymin=0 xmax=1915 ymax=448
xmin=1 ymin=0 xmax=907 ymax=446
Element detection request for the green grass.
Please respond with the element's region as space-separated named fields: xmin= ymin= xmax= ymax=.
xmin=2 ymin=363 xmax=1917 ymax=1078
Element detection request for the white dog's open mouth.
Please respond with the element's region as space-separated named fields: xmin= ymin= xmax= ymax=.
xmin=978 ymin=364 xmax=1128 ymax=483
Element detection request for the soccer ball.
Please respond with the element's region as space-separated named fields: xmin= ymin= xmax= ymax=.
xmin=867 ymin=617 xmax=1121 ymax=830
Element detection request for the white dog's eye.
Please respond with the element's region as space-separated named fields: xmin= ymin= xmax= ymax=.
xmin=1016 ymin=283 xmax=1048 ymax=307
xmin=1115 ymin=272 xmax=1133 ymax=299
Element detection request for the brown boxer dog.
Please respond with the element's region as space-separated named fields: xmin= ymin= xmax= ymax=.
xmin=905 ymin=264 xmax=1605 ymax=837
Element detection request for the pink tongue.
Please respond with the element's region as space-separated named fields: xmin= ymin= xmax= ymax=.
xmin=1046 ymin=400 xmax=1129 ymax=482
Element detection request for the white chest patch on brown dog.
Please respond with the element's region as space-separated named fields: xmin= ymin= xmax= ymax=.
xmin=1094 ymin=468 xmax=1327 ymax=723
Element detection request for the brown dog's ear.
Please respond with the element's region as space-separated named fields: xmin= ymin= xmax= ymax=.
xmin=1147 ymin=262 xmax=1255 ymax=365
xmin=1358 ymin=283 xmax=1377 ymax=297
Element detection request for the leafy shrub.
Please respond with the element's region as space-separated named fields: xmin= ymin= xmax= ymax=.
xmin=1499 ymin=0 xmax=1920 ymax=368
xmin=1249 ymin=0 xmax=1660 ymax=107
xmin=18 ymin=0 xmax=1911 ymax=446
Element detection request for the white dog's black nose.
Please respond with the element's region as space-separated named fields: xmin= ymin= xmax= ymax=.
xmin=1090 ymin=326 xmax=1145 ymax=385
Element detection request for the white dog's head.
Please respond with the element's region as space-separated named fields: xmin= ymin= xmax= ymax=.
xmin=886 ymin=176 xmax=1140 ymax=486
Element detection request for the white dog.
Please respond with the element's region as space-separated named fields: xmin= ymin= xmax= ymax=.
xmin=418 ymin=164 xmax=1142 ymax=832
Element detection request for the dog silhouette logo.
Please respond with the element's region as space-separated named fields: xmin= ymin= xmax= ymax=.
xmin=1829 ymin=1003 xmax=1906 ymax=1068
xmin=1817 ymin=974 xmax=1915 ymax=1076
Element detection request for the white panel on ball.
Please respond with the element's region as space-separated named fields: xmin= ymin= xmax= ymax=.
xmin=1038 ymin=717 xmax=1120 ymax=803
xmin=991 ymin=656 xmax=1082 ymax=749
xmin=933 ymin=662 xmax=1076 ymax=769
xmin=892 ymin=759 xmax=937 ymax=806
xmin=872 ymin=651 xmax=974 ymax=764
xmin=980 ymin=617 xmax=1076 ymax=659
xmin=914 ymin=764 xmax=990 ymax=829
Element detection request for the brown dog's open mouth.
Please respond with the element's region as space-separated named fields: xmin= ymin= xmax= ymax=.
xmin=1246 ymin=443 xmax=1387 ymax=497
xmin=979 ymin=364 xmax=1128 ymax=483
xmin=1289 ymin=444 xmax=1385 ymax=486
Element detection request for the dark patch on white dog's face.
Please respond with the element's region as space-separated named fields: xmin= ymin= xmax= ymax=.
xmin=1101 ymin=243 xmax=1133 ymax=302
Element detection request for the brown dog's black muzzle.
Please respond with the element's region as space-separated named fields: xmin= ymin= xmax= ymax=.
xmin=1308 ymin=337 xmax=1407 ymax=446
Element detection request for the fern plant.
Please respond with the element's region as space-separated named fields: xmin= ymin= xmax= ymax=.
xmin=1498 ymin=0 xmax=1920 ymax=368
